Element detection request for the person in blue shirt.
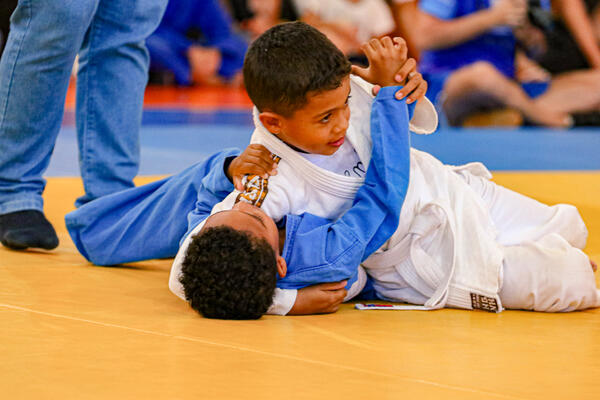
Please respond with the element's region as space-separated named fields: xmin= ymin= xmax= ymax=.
xmin=414 ymin=0 xmax=600 ymax=127
xmin=147 ymin=0 xmax=248 ymax=86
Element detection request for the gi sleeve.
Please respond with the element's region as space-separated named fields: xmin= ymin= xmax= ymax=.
xmin=267 ymin=288 xmax=298 ymax=316
xmin=419 ymin=0 xmax=458 ymax=20
xmin=184 ymin=153 xmax=238 ymax=242
xmin=67 ymin=149 xmax=240 ymax=266
xmin=276 ymin=86 xmax=412 ymax=294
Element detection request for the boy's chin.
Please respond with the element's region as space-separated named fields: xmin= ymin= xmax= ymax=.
xmin=318 ymin=146 xmax=342 ymax=156
xmin=318 ymin=138 xmax=345 ymax=156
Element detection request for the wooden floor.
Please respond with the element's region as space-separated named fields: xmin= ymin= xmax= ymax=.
xmin=1 ymin=172 xmax=599 ymax=400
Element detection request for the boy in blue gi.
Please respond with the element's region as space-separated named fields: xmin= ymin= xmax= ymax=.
xmin=65 ymin=87 xmax=416 ymax=318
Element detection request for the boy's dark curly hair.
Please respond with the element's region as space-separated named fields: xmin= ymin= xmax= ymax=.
xmin=243 ymin=21 xmax=352 ymax=117
xmin=180 ymin=226 xmax=278 ymax=320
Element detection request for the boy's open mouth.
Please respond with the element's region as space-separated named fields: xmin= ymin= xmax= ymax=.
xmin=328 ymin=137 xmax=345 ymax=147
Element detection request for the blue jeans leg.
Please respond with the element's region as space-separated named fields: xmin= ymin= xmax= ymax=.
xmin=75 ymin=0 xmax=168 ymax=207
xmin=0 ymin=0 xmax=99 ymax=214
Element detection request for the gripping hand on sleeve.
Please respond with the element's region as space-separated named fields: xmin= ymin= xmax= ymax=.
xmin=227 ymin=144 xmax=279 ymax=191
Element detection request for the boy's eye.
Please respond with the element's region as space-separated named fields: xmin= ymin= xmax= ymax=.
xmin=320 ymin=114 xmax=331 ymax=123
xmin=346 ymin=95 xmax=352 ymax=105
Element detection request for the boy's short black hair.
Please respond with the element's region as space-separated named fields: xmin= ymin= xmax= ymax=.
xmin=180 ymin=226 xmax=278 ymax=320
xmin=243 ymin=21 xmax=352 ymax=116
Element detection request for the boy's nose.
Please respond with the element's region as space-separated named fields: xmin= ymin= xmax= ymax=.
xmin=334 ymin=114 xmax=349 ymax=133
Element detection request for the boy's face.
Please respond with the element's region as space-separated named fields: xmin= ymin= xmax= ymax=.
xmin=202 ymin=201 xmax=280 ymax=254
xmin=265 ymin=76 xmax=351 ymax=156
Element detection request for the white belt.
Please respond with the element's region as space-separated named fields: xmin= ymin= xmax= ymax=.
xmin=363 ymin=201 xmax=457 ymax=310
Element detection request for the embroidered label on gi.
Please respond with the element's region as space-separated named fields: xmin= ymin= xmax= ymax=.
xmin=470 ymin=293 xmax=499 ymax=313
xmin=343 ymin=161 xmax=366 ymax=178
xmin=235 ymin=154 xmax=281 ymax=207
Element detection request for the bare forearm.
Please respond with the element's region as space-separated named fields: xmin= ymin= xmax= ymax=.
xmin=595 ymin=7 xmax=600 ymax=41
xmin=391 ymin=2 xmax=421 ymax=58
xmin=556 ymin=0 xmax=600 ymax=68
xmin=415 ymin=10 xmax=500 ymax=50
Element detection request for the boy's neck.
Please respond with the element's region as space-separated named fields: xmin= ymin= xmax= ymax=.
xmin=280 ymin=139 xmax=309 ymax=154
xmin=278 ymin=227 xmax=286 ymax=254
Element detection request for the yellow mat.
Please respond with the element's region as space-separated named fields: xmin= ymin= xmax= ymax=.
xmin=1 ymin=173 xmax=599 ymax=400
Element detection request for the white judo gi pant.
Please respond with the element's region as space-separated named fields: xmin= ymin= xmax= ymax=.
xmin=460 ymin=171 xmax=599 ymax=312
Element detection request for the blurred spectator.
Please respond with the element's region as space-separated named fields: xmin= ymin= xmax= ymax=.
xmin=0 ymin=0 xmax=17 ymax=57
xmin=596 ymin=3 xmax=600 ymax=39
xmin=522 ymin=0 xmax=600 ymax=73
xmin=293 ymin=0 xmax=396 ymax=56
xmin=387 ymin=0 xmax=421 ymax=60
xmin=147 ymin=0 xmax=248 ymax=86
xmin=414 ymin=0 xmax=600 ymax=127
xmin=226 ymin=0 xmax=299 ymax=39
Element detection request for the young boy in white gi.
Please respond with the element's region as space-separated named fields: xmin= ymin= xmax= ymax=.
xmin=169 ymin=21 xmax=436 ymax=317
xmin=172 ymin=21 xmax=599 ymax=317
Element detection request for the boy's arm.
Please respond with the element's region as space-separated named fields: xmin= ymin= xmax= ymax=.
xmin=289 ymin=281 xmax=349 ymax=315
xmin=184 ymin=159 xmax=237 ymax=238
xmin=277 ymin=86 xmax=411 ymax=296
xmin=351 ymin=36 xmax=410 ymax=88
xmin=351 ymin=37 xmax=427 ymax=106
xmin=185 ymin=145 xmax=278 ymax=239
xmin=553 ymin=0 xmax=600 ymax=69
xmin=67 ymin=149 xmax=240 ymax=267
xmin=415 ymin=0 xmax=526 ymax=50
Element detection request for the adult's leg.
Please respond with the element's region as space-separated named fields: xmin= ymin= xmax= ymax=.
xmin=0 ymin=0 xmax=99 ymax=249
xmin=532 ymin=69 xmax=600 ymax=115
xmin=75 ymin=0 xmax=168 ymax=207
xmin=499 ymin=234 xmax=599 ymax=312
xmin=458 ymin=170 xmax=588 ymax=248
xmin=442 ymin=61 xmax=570 ymax=127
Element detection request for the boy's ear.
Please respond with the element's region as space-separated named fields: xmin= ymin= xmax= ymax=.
xmin=259 ymin=112 xmax=284 ymax=135
xmin=276 ymin=256 xmax=287 ymax=278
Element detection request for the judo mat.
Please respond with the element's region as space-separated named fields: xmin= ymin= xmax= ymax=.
xmin=1 ymin=86 xmax=599 ymax=399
